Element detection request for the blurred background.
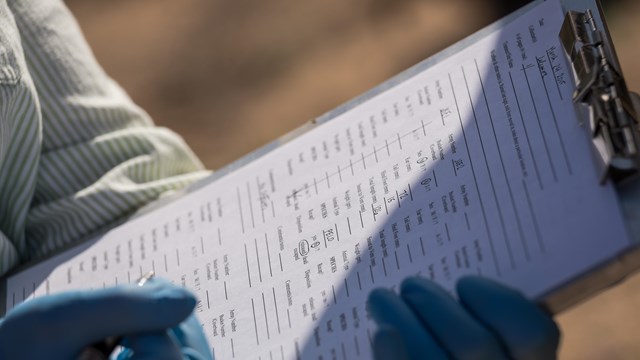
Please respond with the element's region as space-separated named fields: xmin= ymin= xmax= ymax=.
xmin=65 ymin=0 xmax=640 ymax=358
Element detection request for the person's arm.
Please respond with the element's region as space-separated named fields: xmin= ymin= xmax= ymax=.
xmin=0 ymin=1 xmax=213 ymax=358
xmin=0 ymin=0 xmax=212 ymax=276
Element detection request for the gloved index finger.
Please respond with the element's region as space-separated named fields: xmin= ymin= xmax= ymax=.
xmin=400 ymin=277 xmax=508 ymax=360
xmin=368 ymin=288 xmax=448 ymax=360
xmin=2 ymin=278 xmax=196 ymax=355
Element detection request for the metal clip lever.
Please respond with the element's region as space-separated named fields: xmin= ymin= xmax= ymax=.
xmin=560 ymin=9 xmax=640 ymax=184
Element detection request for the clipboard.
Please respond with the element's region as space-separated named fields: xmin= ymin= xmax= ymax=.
xmin=531 ymin=0 xmax=640 ymax=313
xmin=0 ymin=0 xmax=638 ymax=336
xmin=171 ymin=0 xmax=640 ymax=314
xmin=175 ymin=0 xmax=640 ymax=314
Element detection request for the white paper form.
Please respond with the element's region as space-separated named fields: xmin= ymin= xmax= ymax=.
xmin=4 ymin=1 xmax=633 ymax=359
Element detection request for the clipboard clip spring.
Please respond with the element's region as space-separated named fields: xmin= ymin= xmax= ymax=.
xmin=560 ymin=9 xmax=640 ymax=184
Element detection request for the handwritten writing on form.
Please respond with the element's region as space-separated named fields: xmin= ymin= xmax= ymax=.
xmin=5 ymin=1 xmax=632 ymax=359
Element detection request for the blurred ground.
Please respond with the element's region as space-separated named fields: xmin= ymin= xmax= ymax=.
xmin=66 ymin=0 xmax=640 ymax=358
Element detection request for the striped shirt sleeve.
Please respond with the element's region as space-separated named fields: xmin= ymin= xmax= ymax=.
xmin=0 ymin=0 xmax=210 ymax=276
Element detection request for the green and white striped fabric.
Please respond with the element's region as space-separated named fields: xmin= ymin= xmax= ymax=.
xmin=0 ymin=0 xmax=209 ymax=277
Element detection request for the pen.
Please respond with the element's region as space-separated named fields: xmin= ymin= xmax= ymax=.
xmin=76 ymin=271 xmax=156 ymax=360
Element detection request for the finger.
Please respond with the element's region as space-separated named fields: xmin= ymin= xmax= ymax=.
xmin=168 ymin=315 xmax=213 ymax=360
xmin=367 ymin=288 xmax=448 ymax=360
xmin=3 ymin=278 xmax=195 ymax=354
xmin=115 ymin=347 xmax=134 ymax=360
xmin=400 ymin=277 xmax=508 ymax=360
xmin=373 ymin=327 xmax=409 ymax=360
xmin=119 ymin=331 xmax=182 ymax=360
xmin=456 ymin=277 xmax=560 ymax=360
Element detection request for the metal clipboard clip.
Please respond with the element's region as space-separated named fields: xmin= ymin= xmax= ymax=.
xmin=560 ymin=8 xmax=640 ymax=184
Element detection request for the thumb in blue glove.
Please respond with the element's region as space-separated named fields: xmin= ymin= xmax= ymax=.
xmin=115 ymin=312 xmax=213 ymax=360
xmin=0 ymin=278 xmax=212 ymax=360
xmin=368 ymin=276 xmax=560 ymax=360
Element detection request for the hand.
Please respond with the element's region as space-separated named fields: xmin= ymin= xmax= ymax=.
xmin=115 ymin=311 xmax=213 ymax=360
xmin=368 ymin=276 xmax=560 ymax=360
xmin=0 ymin=278 xmax=213 ymax=360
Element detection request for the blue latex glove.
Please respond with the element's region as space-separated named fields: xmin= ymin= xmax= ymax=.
xmin=115 ymin=313 xmax=213 ymax=360
xmin=368 ymin=276 xmax=560 ymax=360
xmin=0 ymin=278 xmax=213 ymax=360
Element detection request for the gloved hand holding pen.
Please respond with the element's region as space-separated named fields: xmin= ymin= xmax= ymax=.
xmin=368 ymin=276 xmax=560 ymax=360
xmin=0 ymin=278 xmax=213 ymax=360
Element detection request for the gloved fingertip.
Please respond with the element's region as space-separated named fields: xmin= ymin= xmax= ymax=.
xmin=367 ymin=287 xmax=391 ymax=306
xmin=141 ymin=280 xmax=197 ymax=317
xmin=373 ymin=327 xmax=409 ymax=360
xmin=400 ymin=276 xmax=450 ymax=301
xmin=399 ymin=276 xmax=424 ymax=294
xmin=455 ymin=276 xmax=502 ymax=294
xmin=367 ymin=287 xmax=449 ymax=359
xmin=367 ymin=288 xmax=397 ymax=320
xmin=456 ymin=276 xmax=561 ymax=359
